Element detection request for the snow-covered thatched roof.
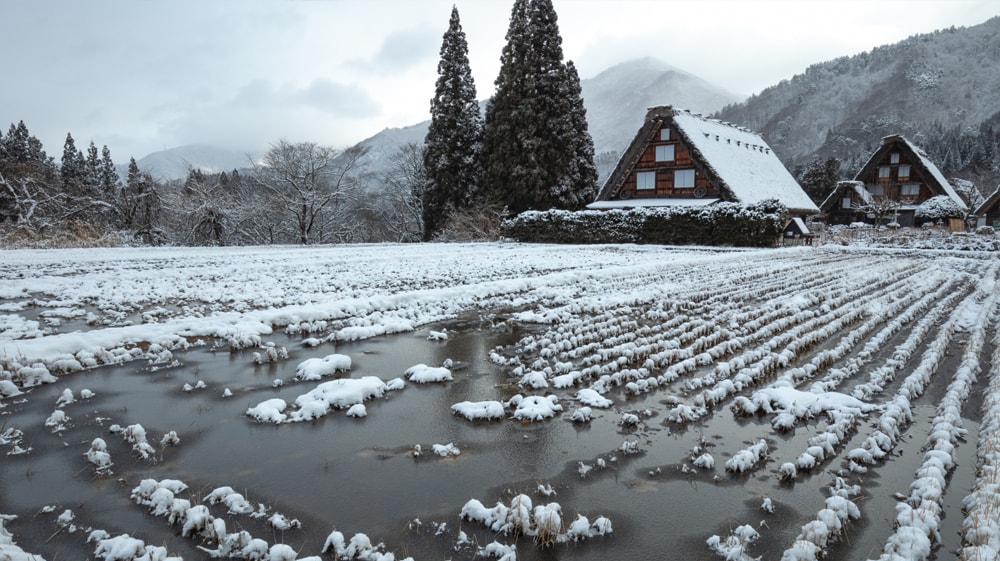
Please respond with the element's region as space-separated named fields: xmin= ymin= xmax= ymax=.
xmin=974 ymin=184 xmax=1000 ymax=216
xmin=670 ymin=111 xmax=818 ymax=214
xmin=592 ymin=106 xmax=818 ymax=215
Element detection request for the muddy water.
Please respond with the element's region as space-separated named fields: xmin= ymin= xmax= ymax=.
xmin=0 ymin=322 xmax=982 ymax=561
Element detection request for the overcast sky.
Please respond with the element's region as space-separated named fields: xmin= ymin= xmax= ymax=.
xmin=3 ymin=0 xmax=996 ymax=162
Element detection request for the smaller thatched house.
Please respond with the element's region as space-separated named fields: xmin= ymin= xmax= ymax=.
xmin=821 ymin=134 xmax=967 ymax=227
xmin=974 ymin=185 xmax=1000 ymax=228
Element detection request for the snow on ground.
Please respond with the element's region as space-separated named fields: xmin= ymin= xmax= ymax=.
xmin=3 ymin=239 xmax=1000 ymax=560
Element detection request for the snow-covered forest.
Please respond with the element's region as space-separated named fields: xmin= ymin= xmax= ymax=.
xmin=2 ymin=241 xmax=1000 ymax=560
xmin=715 ymin=16 xmax=1000 ymax=191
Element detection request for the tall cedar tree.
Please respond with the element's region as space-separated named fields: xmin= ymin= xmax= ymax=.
xmin=481 ymin=0 xmax=597 ymax=215
xmin=61 ymin=133 xmax=85 ymax=193
xmin=422 ymin=6 xmax=482 ymax=240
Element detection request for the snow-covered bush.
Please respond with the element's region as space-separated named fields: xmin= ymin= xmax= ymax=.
xmin=914 ymin=195 xmax=964 ymax=221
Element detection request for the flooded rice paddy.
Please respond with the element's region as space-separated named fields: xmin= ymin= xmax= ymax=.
xmin=1 ymin=244 xmax=997 ymax=560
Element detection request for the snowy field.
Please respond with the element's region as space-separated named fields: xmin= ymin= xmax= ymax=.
xmin=2 ymin=242 xmax=999 ymax=561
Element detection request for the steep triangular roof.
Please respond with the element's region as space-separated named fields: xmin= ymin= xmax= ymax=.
xmin=592 ymin=106 xmax=818 ymax=214
xmin=975 ymin=184 xmax=1000 ymax=216
xmin=855 ymin=134 xmax=967 ymax=211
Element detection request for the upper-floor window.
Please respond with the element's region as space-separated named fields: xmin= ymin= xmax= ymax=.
xmin=636 ymin=171 xmax=656 ymax=190
xmin=674 ymin=169 xmax=695 ymax=188
xmin=878 ymin=166 xmax=891 ymax=178
xmin=869 ymin=183 xmax=884 ymax=196
xmin=655 ymin=145 xmax=675 ymax=162
xmin=842 ymin=197 xmax=852 ymax=209
xmin=898 ymin=164 xmax=911 ymax=178
xmin=660 ymin=128 xmax=671 ymax=141
xmin=890 ymin=152 xmax=900 ymax=164
xmin=901 ymin=183 xmax=920 ymax=196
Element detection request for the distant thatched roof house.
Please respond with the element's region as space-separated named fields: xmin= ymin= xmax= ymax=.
xmin=820 ymin=134 xmax=968 ymax=227
xmin=588 ymin=106 xmax=818 ymax=215
xmin=974 ymin=185 xmax=1000 ymax=228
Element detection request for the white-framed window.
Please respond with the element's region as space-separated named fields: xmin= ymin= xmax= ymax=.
xmin=898 ymin=164 xmax=911 ymax=178
xmin=890 ymin=152 xmax=900 ymax=164
xmin=655 ymin=145 xmax=675 ymax=162
xmin=878 ymin=166 xmax=891 ymax=178
xmin=842 ymin=197 xmax=852 ymax=209
xmin=660 ymin=128 xmax=670 ymax=141
xmin=901 ymin=183 xmax=920 ymax=196
xmin=636 ymin=171 xmax=656 ymax=190
xmin=869 ymin=184 xmax=884 ymax=196
xmin=674 ymin=169 xmax=695 ymax=188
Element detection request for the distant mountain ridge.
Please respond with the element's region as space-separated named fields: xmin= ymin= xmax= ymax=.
xmin=713 ymin=16 xmax=1000 ymax=181
xmin=133 ymin=144 xmax=254 ymax=182
xmin=135 ymin=57 xmax=742 ymax=181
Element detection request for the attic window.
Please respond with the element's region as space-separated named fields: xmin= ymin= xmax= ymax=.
xmin=878 ymin=166 xmax=891 ymax=179
xmin=674 ymin=169 xmax=695 ymax=188
xmin=902 ymin=183 xmax=920 ymax=196
xmin=655 ymin=145 xmax=675 ymax=162
xmin=636 ymin=171 xmax=656 ymax=190
xmin=890 ymin=152 xmax=900 ymax=164
xmin=660 ymin=128 xmax=671 ymax=141
xmin=841 ymin=197 xmax=852 ymax=209
xmin=898 ymin=164 xmax=911 ymax=178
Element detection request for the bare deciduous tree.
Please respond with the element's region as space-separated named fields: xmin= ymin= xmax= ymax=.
xmin=852 ymin=196 xmax=900 ymax=227
xmin=253 ymin=141 xmax=368 ymax=245
xmin=358 ymin=142 xmax=425 ymax=242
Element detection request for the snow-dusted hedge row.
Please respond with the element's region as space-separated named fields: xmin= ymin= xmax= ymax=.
xmin=501 ymin=200 xmax=786 ymax=247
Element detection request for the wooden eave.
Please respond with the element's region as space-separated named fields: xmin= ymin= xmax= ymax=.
xmin=595 ymin=118 xmax=661 ymax=200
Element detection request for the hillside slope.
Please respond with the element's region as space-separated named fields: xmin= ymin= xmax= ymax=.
xmin=713 ymin=16 xmax=1000 ymax=180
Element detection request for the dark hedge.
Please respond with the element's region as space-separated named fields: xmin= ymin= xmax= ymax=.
xmin=501 ymin=199 xmax=786 ymax=247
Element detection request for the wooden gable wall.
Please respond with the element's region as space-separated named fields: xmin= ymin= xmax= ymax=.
xmin=616 ymin=119 xmax=720 ymax=201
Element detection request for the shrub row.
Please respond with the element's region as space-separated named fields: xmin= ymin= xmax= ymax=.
xmin=501 ymin=200 xmax=787 ymax=247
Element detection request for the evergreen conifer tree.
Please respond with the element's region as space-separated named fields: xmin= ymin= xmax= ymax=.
xmin=422 ymin=5 xmax=482 ymax=240
xmin=481 ymin=0 xmax=533 ymax=213
xmin=3 ymin=121 xmax=49 ymax=166
xmin=61 ymin=133 xmax=85 ymax=193
xmin=85 ymin=141 xmax=101 ymax=195
xmin=100 ymin=145 xmax=118 ymax=194
xmin=481 ymin=0 xmax=597 ymax=214
xmin=556 ymin=61 xmax=598 ymax=209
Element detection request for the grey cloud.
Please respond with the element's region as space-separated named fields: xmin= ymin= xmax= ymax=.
xmin=296 ymin=79 xmax=380 ymax=117
xmin=350 ymin=25 xmax=439 ymax=73
xmin=230 ymin=78 xmax=379 ymax=118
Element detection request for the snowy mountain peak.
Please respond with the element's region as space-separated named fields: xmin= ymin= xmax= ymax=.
xmin=135 ymin=144 xmax=255 ymax=181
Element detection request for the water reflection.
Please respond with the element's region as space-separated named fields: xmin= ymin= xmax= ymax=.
xmin=0 ymin=320 xmax=982 ymax=561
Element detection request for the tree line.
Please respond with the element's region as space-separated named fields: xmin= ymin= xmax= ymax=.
xmin=1 ymin=0 xmax=597 ymax=248
xmin=0 ymin=120 xmax=427 ymax=246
